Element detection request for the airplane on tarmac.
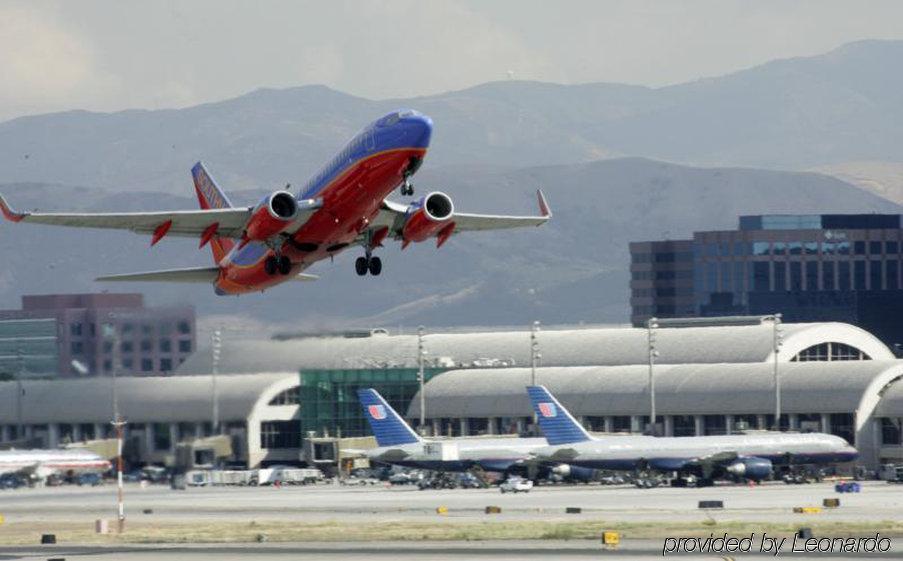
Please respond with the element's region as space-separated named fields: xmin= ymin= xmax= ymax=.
xmin=357 ymin=388 xmax=593 ymax=481
xmin=0 ymin=448 xmax=111 ymax=481
xmin=526 ymin=385 xmax=859 ymax=486
xmin=0 ymin=110 xmax=551 ymax=295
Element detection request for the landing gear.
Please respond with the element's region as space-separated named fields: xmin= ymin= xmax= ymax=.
xmin=400 ymin=175 xmax=414 ymax=196
xmin=368 ymin=256 xmax=382 ymax=276
xmin=265 ymin=256 xmax=278 ymax=275
xmin=277 ymin=255 xmax=292 ymax=275
xmin=355 ymin=253 xmax=382 ymax=277
xmin=265 ymin=255 xmax=293 ymax=276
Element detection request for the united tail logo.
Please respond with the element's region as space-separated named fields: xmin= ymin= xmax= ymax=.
xmin=368 ymin=404 xmax=387 ymax=420
xmin=538 ymin=402 xmax=557 ymax=417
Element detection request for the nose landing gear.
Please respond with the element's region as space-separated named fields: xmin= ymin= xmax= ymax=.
xmin=400 ymin=176 xmax=414 ymax=197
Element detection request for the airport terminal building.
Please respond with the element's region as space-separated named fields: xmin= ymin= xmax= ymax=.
xmin=2 ymin=319 xmax=903 ymax=470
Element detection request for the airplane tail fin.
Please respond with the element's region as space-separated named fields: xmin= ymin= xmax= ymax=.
xmin=526 ymin=385 xmax=593 ymax=445
xmin=357 ymin=388 xmax=422 ymax=447
xmin=191 ymin=162 xmax=235 ymax=264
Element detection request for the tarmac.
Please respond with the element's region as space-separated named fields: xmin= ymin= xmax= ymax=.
xmin=1 ymin=541 xmax=900 ymax=561
xmin=1 ymin=479 xmax=900 ymax=523
xmin=0 ymin=480 xmax=900 ymax=559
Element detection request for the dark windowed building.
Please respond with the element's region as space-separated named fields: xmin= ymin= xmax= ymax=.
xmin=630 ymin=214 xmax=903 ymax=349
xmin=0 ymin=293 xmax=195 ymax=377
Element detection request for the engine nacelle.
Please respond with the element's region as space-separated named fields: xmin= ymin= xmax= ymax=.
xmin=725 ymin=457 xmax=773 ymax=481
xmin=402 ymin=192 xmax=455 ymax=246
xmin=551 ymin=463 xmax=595 ymax=481
xmin=244 ymin=191 xmax=299 ymax=242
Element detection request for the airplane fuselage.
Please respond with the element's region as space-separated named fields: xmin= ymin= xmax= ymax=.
xmin=368 ymin=436 xmax=548 ymax=473
xmin=536 ymin=432 xmax=858 ymax=472
xmin=0 ymin=449 xmax=111 ymax=476
xmin=216 ymin=111 xmax=432 ymax=294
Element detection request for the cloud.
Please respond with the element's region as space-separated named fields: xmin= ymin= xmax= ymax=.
xmin=1 ymin=1 xmax=903 ymax=120
xmin=327 ymin=0 xmax=555 ymax=97
xmin=0 ymin=5 xmax=102 ymax=117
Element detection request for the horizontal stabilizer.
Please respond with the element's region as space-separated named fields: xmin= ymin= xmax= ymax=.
xmin=96 ymin=267 xmax=221 ymax=283
xmin=97 ymin=267 xmax=318 ymax=283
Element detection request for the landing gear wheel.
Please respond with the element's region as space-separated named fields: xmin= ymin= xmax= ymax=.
xmin=277 ymin=255 xmax=292 ymax=275
xmin=264 ymin=256 xmax=278 ymax=275
xmin=368 ymin=256 xmax=382 ymax=276
xmin=401 ymin=178 xmax=414 ymax=196
xmin=355 ymin=257 xmax=368 ymax=276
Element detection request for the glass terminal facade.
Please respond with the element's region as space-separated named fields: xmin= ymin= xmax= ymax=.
xmin=298 ymin=367 xmax=447 ymax=441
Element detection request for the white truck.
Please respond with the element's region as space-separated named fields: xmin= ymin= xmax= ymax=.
xmin=185 ymin=467 xmax=324 ymax=486
xmin=499 ymin=477 xmax=533 ymax=493
xmin=253 ymin=467 xmax=324 ymax=486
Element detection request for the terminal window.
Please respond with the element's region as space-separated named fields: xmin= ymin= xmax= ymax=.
xmin=269 ymin=386 xmax=300 ymax=406
xmin=260 ymin=420 xmax=300 ymax=449
xmin=881 ymin=418 xmax=901 ymax=446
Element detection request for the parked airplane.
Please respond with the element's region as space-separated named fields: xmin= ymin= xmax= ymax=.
xmin=526 ymin=385 xmax=858 ymax=486
xmin=0 ymin=110 xmax=550 ymax=294
xmin=0 ymin=448 xmax=111 ymax=480
xmin=357 ymin=388 xmax=592 ymax=480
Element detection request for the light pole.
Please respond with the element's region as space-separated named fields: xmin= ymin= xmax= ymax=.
xmin=771 ymin=313 xmax=784 ymax=430
xmin=15 ymin=345 xmax=24 ymax=441
xmin=530 ymin=321 xmax=541 ymax=424
xmin=417 ymin=326 xmax=427 ymax=434
xmin=646 ymin=317 xmax=660 ymax=434
xmin=211 ymin=329 xmax=222 ymax=434
xmin=103 ymin=316 xmax=126 ymax=534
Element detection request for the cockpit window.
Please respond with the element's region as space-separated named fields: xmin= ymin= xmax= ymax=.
xmin=377 ymin=113 xmax=401 ymax=127
xmin=377 ymin=110 xmax=418 ymax=127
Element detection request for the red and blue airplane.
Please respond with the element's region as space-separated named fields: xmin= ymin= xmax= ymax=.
xmin=0 ymin=110 xmax=550 ymax=295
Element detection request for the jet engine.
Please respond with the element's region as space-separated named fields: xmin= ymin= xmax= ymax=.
xmin=725 ymin=457 xmax=773 ymax=481
xmin=551 ymin=463 xmax=596 ymax=482
xmin=244 ymin=191 xmax=299 ymax=241
xmin=402 ymin=192 xmax=455 ymax=246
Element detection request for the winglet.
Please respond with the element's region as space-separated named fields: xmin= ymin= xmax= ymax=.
xmin=0 ymin=194 xmax=27 ymax=223
xmin=537 ymin=189 xmax=552 ymax=219
xmin=357 ymin=388 xmax=422 ymax=446
xmin=526 ymin=385 xmax=592 ymax=445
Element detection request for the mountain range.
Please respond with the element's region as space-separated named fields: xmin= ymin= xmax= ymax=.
xmin=0 ymin=40 xmax=901 ymax=329
xmin=0 ymin=158 xmax=896 ymax=328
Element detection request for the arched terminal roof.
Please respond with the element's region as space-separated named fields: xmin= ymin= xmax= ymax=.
xmin=408 ymin=361 xmax=903 ymax=432
xmin=0 ymin=373 xmax=298 ymax=424
xmin=176 ymin=322 xmax=892 ymax=374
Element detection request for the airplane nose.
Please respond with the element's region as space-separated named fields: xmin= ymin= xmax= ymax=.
xmin=403 ymin=113 xmax=432 ymax=148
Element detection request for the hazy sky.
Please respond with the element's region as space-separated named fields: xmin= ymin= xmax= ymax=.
xmin=1 ymin=0 xmax=901 ymax=121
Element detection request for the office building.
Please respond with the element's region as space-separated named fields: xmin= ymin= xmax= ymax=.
xmin=0 ymin=293 xmax=195 ymax=377
xmin=630 ymin=214 xmax=903 ymax=349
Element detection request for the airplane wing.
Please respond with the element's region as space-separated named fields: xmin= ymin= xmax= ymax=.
xmin=0 ymin=194 xmax=253 ymax=238
xmin=447 ymin=189 xmax=552 ymax=232
xmin=368 ymin=189 xmax=551 ymax=241
xmin=95 ymin=267 xmax=318 ymax=283
xmin=676 ymin=450 xmax=740 ymax=477
xmin=373 ymin=448 xmax=412 ymax=462
xmin=545 ymin=448 xmax=581 ymax=462
xmin=0 ymin=194 xmax=322 ymax=241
